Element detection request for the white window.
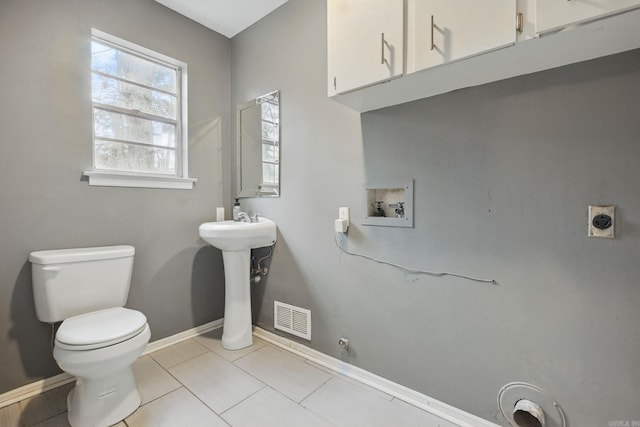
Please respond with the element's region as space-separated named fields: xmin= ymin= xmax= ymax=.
xmin=260 ymin=93 xmax=279 ymax=195
xmin=84 ymin=29 xmax=195 ymax=189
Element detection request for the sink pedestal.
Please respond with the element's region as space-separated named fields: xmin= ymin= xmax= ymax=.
xmin=198 ymin=217 xmax=276 ymax=351
xmin=221 ymin=250 xmax=253 ymax=350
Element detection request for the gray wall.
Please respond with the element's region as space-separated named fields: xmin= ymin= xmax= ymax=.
xmin=0 ymin=0 xmax=231 ymax=393
xmin=232 ymin=1 xmax=640 ymax=425
xmin=2 ymin=0 xmax=638 ymax=424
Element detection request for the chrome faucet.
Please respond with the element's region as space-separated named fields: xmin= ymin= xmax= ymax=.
xmin=236 ymin=212 xmax=260 ymax=223
xmin=235 ymin=212 xmax=250 ymax=222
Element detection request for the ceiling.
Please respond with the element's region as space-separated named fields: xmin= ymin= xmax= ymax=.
xmin=153 ymin=0 xmax=289 ymax=38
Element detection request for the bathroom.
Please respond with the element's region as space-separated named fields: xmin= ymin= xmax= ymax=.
xmin=1 ymin=0 xmax=639 ymax=426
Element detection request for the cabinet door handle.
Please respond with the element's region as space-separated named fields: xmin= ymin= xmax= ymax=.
xmin=381 ymin=32 xmax=386 ymax=64
xmin=516 ymin=12 xmax=524 ymax=34
xmin=430 ymin=15 xmax=435 ymax=51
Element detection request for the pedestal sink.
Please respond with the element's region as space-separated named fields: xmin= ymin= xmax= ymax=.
xmin=199 ymin=218 xmax=276 ymax=350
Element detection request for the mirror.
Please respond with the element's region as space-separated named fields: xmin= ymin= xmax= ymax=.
xmin=236 ymin=90 xmax=280 ymax=198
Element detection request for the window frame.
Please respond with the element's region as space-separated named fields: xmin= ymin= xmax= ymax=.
xmin=84 ymin=29 xmax=195 ymax=190
xmin=260 ymin=97 xmax=279 ymax=193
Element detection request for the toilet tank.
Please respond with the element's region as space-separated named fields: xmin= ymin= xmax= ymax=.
xmin=29 ymin=245 xmax=135 ymax=323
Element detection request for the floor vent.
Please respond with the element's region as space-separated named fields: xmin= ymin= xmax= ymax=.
xmin=274 ymin=301 xmax=311 ymax=340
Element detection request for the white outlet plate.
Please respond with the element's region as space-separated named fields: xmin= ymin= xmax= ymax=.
xmin=339 ymin=207 xmax=350 ymax=227
xmin=588 ymin=205 xmax=615 ymax=238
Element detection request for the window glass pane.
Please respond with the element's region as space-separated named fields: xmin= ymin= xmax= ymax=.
xmin=92 ymin=73 xmax=176 ymax=120
xmin=95 ymin=139 xmax=176 ymax=174
xmin=94 ymin=109 xmax=175 ymax=148
xmin=261 ymin=102 xmax=278 ymax=122
xmin=262 ymin=122 xmax=278 ymax=142
xmin=262 ymin=144 xmax=277 ymax=162
xmin=91 ymin=41 xmax=176 ymax=93
xmin=262 ymin=163 xmax=279 ymax=185
xmin=90 ymin=31 xmax=186 ymax=179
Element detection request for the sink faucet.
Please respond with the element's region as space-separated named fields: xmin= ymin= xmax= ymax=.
xmin=235 ymin=212 xmax=260 ymax=223
xmin=235 ymin=212 xmax=250 ymax=222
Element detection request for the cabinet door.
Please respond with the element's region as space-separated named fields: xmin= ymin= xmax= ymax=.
xmin=327 ymin=0 xmax=404 ymax=95
xmin=536 ymin=0 xmax=640 ymax=34
xmin=406 ymin=0 xmax=516 ymax=74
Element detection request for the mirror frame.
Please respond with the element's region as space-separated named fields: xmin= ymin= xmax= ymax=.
xmin=236 ymin=90 xmax=280 ymax=198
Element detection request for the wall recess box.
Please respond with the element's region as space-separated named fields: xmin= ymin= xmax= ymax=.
xmin=362 ymin=179 xmax=413 ymax=228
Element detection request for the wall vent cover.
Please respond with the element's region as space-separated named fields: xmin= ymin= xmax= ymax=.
xmin=274 ymin=301 xmax=311 ymax=340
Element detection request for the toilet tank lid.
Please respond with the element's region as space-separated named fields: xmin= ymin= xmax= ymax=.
xmin=29 ymin=245 xmax=135 ymax=264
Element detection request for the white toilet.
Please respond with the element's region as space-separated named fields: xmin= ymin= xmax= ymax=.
xmin=29 ymin=245 xmax=151 ymax=427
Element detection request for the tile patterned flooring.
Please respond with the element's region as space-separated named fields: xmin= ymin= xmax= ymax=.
xmin=1 ymin=329 xmax=458 ymax=427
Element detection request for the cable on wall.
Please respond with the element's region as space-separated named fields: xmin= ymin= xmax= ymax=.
xmin=334 ymin=233 xmax=497 ymax=285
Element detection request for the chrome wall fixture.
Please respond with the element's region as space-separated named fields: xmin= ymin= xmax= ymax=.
xmin=338 ymin=337 xmax=349 ymax=351
xmin=251 ymin=246 xmax=272 ymax=284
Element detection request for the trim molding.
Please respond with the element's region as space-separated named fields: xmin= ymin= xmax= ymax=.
xmin=253 ymin=327 xmax=500 ymax=427
xmin=0 ymin=373 xmax=74 ymax=410
xmin=2 ymin=319 xmax=498 ymax=427
xmin=0 ymin=318 xmax=223 ymax=409
xmin=142 ymin=318 xmax=223 ymax=355
xmin=83 ymin=170 xmax=197 ymax=190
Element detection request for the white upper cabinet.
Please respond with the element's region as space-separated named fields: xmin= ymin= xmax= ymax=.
xmin=327 ymin=0 xmax=640 ymax=112
xmin=407 ymin=0 xmax=516 ymax=74
xmin=327 ymin=0 xmax=404 ymax=95
xmin=536 ymin=0 xmax=640 ymax=34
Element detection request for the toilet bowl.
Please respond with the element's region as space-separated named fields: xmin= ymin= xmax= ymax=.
xmin=53 ymin=307 xmax=150 ymax=427
xmin=30 ymin=246 xmax=150 ymax=427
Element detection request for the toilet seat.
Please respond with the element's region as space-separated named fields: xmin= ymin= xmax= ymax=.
xmin=56 ymin=307 xmax=147 ymax=351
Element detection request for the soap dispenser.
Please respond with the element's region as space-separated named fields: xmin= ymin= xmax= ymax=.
xmin=233 ymin=198 xmax=241 ymax=221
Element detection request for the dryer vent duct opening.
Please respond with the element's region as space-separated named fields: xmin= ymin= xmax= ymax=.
xmin=498 ymin=382 xmax=565 ymax=427
xmin=513 ymin=399 xmax=545 ymax=427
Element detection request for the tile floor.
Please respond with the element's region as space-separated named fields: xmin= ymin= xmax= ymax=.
xmin=1 ymin=329 xmax=458 ymax=427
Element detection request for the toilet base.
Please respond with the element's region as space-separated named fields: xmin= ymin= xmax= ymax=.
xmin=66 ymin=367 xmax=141 ymax=427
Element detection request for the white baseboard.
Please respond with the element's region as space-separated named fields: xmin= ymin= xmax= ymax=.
xmin=2 ymin=319 xmax=498 ymax=427
xmin=0 ymin=318 xmax=224 ymax=409
xmin=253 ymin=327 xmax=500 ymax=427
xmin=0 ymin=373 xmax=75 ymax=410
xmin=142 ymin=318 xmax=223 ymax=355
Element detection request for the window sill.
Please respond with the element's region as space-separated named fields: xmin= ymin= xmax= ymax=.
xmin=83 ymin=170 xmax=197 ymax=190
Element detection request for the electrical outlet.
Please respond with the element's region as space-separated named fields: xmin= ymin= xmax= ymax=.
xmin=588 ymin=205 xmax=615 ymax=238
xmin=339 ymin=207 xmax=350 ymax=227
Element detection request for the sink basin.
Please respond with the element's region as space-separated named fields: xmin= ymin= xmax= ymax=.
xmin=199 ymin=217 xmax=276 ymax=350
xmin=199 ymin=218 xmax=276 ymax=252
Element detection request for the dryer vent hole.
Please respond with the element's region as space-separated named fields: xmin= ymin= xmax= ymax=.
xmin=513 ymin=410 xmax=543 ymax=427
